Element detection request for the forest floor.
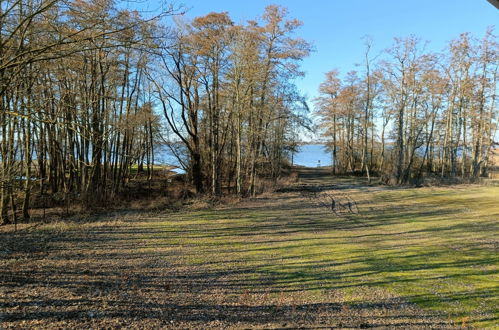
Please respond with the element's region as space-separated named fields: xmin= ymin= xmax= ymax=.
xmin=1 ymin=167 xmax=498 ymax=329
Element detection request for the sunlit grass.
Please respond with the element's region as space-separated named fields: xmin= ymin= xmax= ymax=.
xmin=134 ymin=183 xmax=499 ymax=327
xmin=2 ymin=172 xmax=497 ymax=328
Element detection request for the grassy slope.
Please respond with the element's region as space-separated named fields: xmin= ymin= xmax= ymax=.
xmin=1 ymin=169 xmax=498 ymax=328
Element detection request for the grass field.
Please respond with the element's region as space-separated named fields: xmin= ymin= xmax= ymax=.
xmin=1 ymin=168 xmax=498 ymax=328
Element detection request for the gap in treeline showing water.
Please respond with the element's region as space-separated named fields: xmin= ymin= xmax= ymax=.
xmin=290 ymin=144 xmax=332 ymax=168
xmin=153 ymin=143 xmax=331 ymax=170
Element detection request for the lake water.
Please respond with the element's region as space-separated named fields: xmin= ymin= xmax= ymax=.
xmin=154 ymin=144 xmax=185 ymax=167
xmin=291 ymin=144 xmax=332 ymax=167
xmin=154 ymin=143 xmax=331 ymax=169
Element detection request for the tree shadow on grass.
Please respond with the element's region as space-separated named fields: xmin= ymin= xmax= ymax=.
xmin=1 ymin=245 xmax=456 ymax=327
xmin=1 ymin=227 xmax=494 ymax=327
xmin=1 ymin=299 xmax=453 ymax=328
xmin=1 ymin=169 xmax=497 ymax=327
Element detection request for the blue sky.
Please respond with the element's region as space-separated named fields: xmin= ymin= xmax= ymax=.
xmin=172 ymin=0 xmax=498 ymax=101
xmin=133 ymin=0 xmax=498 ymax=101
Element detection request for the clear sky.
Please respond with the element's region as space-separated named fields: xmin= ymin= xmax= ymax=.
xmin=134 ymin=0 xmax=498 ymax=101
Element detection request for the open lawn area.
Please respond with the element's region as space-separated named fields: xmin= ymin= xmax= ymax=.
xmin=1 ymin=168 xmax=498 ymax=328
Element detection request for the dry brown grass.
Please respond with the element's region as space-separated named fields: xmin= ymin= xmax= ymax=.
xmin=1 ymin=168 xmax=497 ymax=328
xmin=0 ymin=215 xmax=451 ymax=329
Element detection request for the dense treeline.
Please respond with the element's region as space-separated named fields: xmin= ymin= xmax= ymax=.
xmin=0 ymin=1 xmax=310 ymax=225
xmin=315 ymin=32 xmax=498 ymax=184
xmin=0 ymin=0 xmax=169 ymax=225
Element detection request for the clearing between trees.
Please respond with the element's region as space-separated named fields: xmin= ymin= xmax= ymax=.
xmin=1 ymin=168 xmax=498 ymax=329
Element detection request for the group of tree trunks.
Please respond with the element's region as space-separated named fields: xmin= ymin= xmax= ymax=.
xmin=149 ymin=6 xmax=311 ymax=196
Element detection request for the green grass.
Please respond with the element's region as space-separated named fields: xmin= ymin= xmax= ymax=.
xmin=133 ymin=181 xmax=499 ymax=327
xmin=1 ymin=170 xmax=497 ymax=328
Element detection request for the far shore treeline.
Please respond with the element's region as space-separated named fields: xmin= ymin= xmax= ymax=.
xmin=0 ymin=0 xmax=497 ymax=225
